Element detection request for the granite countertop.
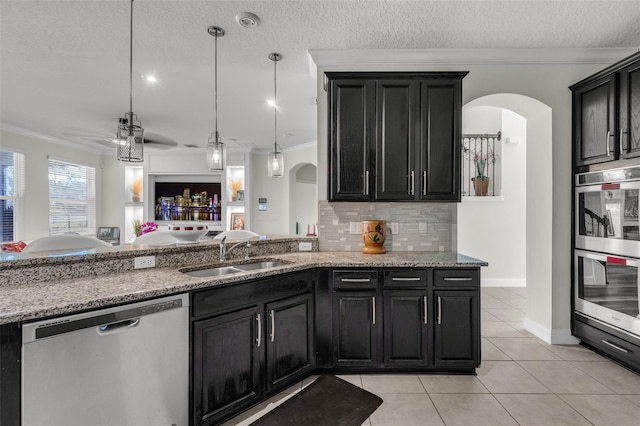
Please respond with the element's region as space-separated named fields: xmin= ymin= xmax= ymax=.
xmin=0 ymin=251 xmax=486 ymax=325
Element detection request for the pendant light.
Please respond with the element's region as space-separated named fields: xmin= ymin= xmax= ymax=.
xmin=267 ymin=52 xmax=284 ymax=178
xmin=117 ymin=0 xmax=144 ymax=162
xmin=206 ymin=26 xmax=225 ymax=171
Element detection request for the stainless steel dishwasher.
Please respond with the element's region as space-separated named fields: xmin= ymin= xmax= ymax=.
xmin=22 ymin=294 xmax=189 ymax=426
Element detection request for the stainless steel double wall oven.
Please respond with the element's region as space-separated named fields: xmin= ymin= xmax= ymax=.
xmin=575 ymin=166 xmax=640 ymax=338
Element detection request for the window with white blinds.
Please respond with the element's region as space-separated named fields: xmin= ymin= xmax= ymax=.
xmin=0 ymin=150 xmax=25 ymax=242
xmin=48 ymin=159 xmax=96 ymax=235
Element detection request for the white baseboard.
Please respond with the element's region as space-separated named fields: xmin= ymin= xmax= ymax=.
xmin=481 ymin=278 xmax=526 ymax=287
xmin=524 ymin=318 xmax=580 ymax=344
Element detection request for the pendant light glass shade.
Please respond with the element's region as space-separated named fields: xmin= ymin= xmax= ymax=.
xmin=268 ymin=53 xmax=283 ymax=178
xmin=206 ymin=26 xmax=225 ymax=171
xmin=117 ymin=0 xmax=144 ymax=162
xmin=117 ymin=114 xmax=144 ymax=162
xmin=206 ymin=131 xmax=224 ymax=170
xmin=267 ymin=145 xmax=284 ymax=178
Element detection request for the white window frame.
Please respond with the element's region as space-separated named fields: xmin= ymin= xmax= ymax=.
xmin=0 ymin=150 xmax=25 ymax=242
xmin=48 ymin=158 xmax=96 ymax=235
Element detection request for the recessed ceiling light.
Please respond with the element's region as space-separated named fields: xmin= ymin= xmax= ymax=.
xmin=141 ymin=74 xmax=157 ymax=83
xmin=267 ymin=99 xmax=276 ymax=107
xmin=235 ymin=12 xmax=260 ymax=28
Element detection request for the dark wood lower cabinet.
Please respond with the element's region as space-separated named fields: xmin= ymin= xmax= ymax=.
xmin=266 ymin=293 xmax=314 ymax=389
xmin=383 ymin=290 xmax=429 ymax=367
xmin=434 ymin=290 xmax=480 ymax=370
xmin=333 ymin=291 xmax=378 ymax=367
xmin=193 ymin=306 xmax=262 ymax=426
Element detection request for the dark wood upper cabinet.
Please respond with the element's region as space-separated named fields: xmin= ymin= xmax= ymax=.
xmin=420 ymin=80 xmax=462 ymax=201
xmin=573 ymin=74 xmax=617 ymax=166
xmin=326 ymin=72 xmax=467 ymax=202
xmin=571 ymin=51 xmax=640 ymax=169
xmin=328 ymin=79 xmax=375 ymax=200
xmin=619 ymin=60 xmax=640 ymax=159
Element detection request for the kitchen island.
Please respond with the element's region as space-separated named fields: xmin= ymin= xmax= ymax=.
xmin=0 ymin=237 xmax=486 ymax=425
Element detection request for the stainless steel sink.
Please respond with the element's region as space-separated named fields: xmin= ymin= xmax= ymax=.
xmin=183 ymin=266 xmax=244 ymax=278
xmin=182 ymin=260 xmax=286 ymax=278
xmin=234 ymin=261 xmax=285 ymax=271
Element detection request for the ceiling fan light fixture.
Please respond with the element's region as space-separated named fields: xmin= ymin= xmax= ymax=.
xmin=267 ymin=52 xmax=283 ymax=178
xmin=117 ymin=0 xmax=144 ymax=163
xmin=206 ymin=25 xmax=225 ymax=171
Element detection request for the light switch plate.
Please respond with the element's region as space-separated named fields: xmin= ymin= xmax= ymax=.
xmin=390 ymin=222 xmax=399 ymax=234
xmin=134 ymin=255 xmax=156 ymax=269
xmin=349 ymin=222 xmax=360 ymax=234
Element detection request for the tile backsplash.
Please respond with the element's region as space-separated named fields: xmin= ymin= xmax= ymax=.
xmin=318 ymin=201 xmax=456 ymax=252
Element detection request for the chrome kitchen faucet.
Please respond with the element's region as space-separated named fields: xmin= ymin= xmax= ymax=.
xmin=218 ymin=236 xmax=251 ymax=262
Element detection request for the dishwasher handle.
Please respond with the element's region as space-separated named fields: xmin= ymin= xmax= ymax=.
xmin=97 ymin=318 xmax=140 ymax=335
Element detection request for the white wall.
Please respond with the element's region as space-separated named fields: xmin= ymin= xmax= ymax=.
xmin=458 ymin=107 xmax=527 ymax=287
xmin=251 ymin=142 xmax=317 ymax=235
xmin=316 ymin=62 xmax=605 ymax=343
xmin=0 ymin=128 xmax=112 ymax=241
xmin=294 ymin=164 xmax=317 ymax=235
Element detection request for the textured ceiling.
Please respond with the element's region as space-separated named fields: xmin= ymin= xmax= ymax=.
xmin=2 ymin=0 xmax=640 ymax=154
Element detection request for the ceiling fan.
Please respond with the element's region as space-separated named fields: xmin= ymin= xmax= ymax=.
xmin=63 ymin=127 xmax=179 ymax=151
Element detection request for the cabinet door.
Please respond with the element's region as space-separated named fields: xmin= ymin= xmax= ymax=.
xmin=193 ymin=306 xmax=262 ymax=426
xmin=620 ymin=61 xmax=640 ymax=159
xmin=383 ymin=290 xmax=429 ymax=367
xmin=266 ymin=293 xmax=314 ymax=390
xmin=574 ymin=74 xmax=617 ymax=166
xmin=328 ymin=78 xmax=375 ymax=201
xmin=333 ymin=291 xmax=379 ymax=367
xmin=419 ymin=79 xmax=462 ymax=201
xmin=375 ymin=80 xmax=420 ymax=200
xmin=434 ymin=290 xmax=480 ymax=370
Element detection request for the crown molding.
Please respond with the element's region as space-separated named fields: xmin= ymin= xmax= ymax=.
xmin=308 ymin=47 xmax=640 ymax=73
xmin=0 ymin=123 xmax=106 ymax=155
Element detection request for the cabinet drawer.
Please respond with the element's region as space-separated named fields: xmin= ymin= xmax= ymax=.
xmin=383 ymin=269 xmax=428 ymax=288
xmin=574 ymin=318 xmax=640 ymax=368
xmin=332 ymin=270 xmax=378 ymax=289
xmin=433 ymin=269 xmax=479 ymax=287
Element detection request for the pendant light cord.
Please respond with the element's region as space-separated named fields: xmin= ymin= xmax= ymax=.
xmin=273 ymin=56 xmax=277 ymax=152
xmin=214 ymin=30 xmax=218 ymax=137
xmin=128 ymin=0 xmax=134 ymax=129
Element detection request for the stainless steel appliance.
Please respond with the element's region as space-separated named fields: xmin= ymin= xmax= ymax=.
xmin=22 ymin=294 xmax=189 ymax=426
xmin=574 ymin=249 xmax=640 ymax=337
xmin=575 ymin=165 xmax=640 ymax=349
xmin=575 ymin=166 xmax=640 ymax=258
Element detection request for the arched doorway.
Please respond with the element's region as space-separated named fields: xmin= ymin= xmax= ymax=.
xmin=461 ymin=94 xmax=570 ymax=344
xmin=288 ymin=163 xmax=317 ymax=235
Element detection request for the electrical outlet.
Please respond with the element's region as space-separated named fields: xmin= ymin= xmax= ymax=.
xmin=299 ymin=242 xmax=312 ymax=251
xmin=349 ymin=222 xmax=360 ymax=234
xmin=419 ymin=222 xmax=427 ymax=234
xmin=134 ymin=255 xmax=156 ymax=269
xmin=390 ymin=222 xmax=399 ymax=234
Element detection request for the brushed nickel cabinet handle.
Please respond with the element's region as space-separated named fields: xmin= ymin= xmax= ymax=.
xmin=410 ymin=171 xmax=415 ymax=195
xmin=372 ymin=296 xmax=376 ymax=325
xmin=620 ymin=128 xmax=624 ymax=154
xmin=391 ymin=277 xmax=421 ymax=281
xmin=423 ymin=296 xmax=428 ymax=324
xmin=270 ymin=310 xmax=275 ymax=342
xmin=365 ymin=170 xmax=370 ymax=196
xmin=606 ymin=130 xmax=611 ymax=156
xmin=437 ymin=296 xmax=442 ymax=325
xmin=341 ymin=278 xmax=371 ymax=283
xmin=256 ymin=314 xmax=262 ymax=347
xmin=422 ymin=171 xmax=427 ymax=196
xmin=602 ymin=339 xmax=629 ymax=353
xmin=443 ymin=277 xmax=473 ymax=282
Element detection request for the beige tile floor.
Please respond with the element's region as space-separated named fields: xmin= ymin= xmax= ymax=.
xmin=225 ymin=287 xmax=640 ymax=425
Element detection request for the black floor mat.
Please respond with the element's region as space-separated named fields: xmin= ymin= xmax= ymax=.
xmin=249 ymin=375 xmax=383 ymax=426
